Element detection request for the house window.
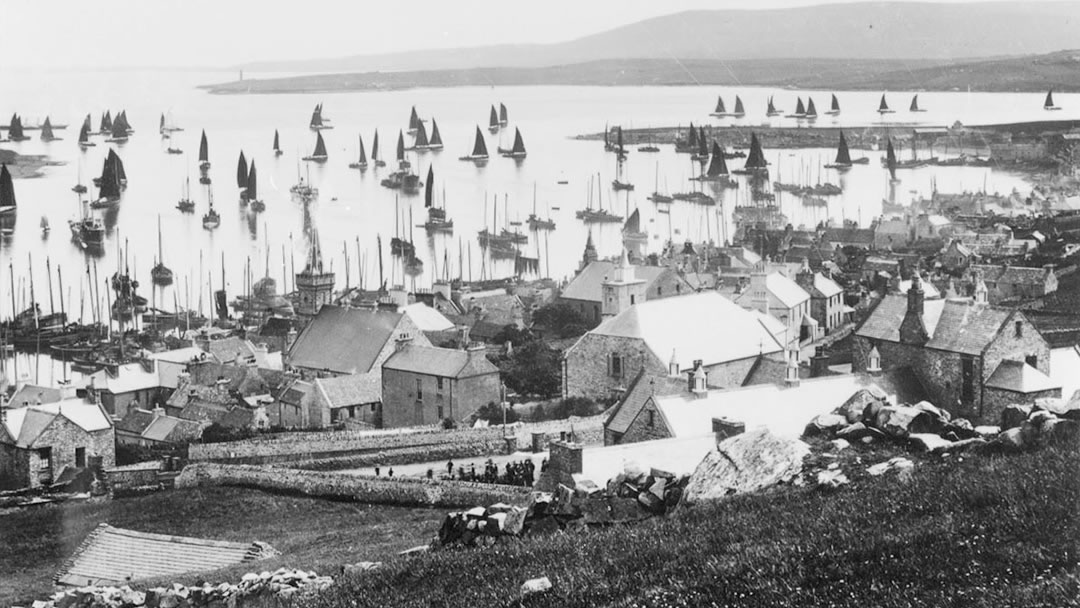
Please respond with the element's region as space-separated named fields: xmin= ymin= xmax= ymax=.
xmin=630 ymin=295 xmax=636 ymax=305
xmin=657 ymin=286 xmax=662 ymax=296
xmin=437 ymin=406 xmax=444 ymax=419
xmin=416 ymin=378 xmax=423 ymax=399
xmin=647 ymin=410 xmax=655 ymax=427
xmin=75 ymin=447 xmax=86 ymax=468
xmin=37 ymin=447 xmax=52 ymax=469
xmin=676 ymin=284 xmax=682 ymax=294
xmin=610 ymin=353 xmax=623 ymax=378
xmin=436 ymin=377 xmax=444 ymax=390
xmin=1015 ymin=321 xmax=1023 ymax=338
xmin=1026 ymin=355 xmax=1038 ymax=369
xmin=371 ymin=403 xmax=377 ymax=412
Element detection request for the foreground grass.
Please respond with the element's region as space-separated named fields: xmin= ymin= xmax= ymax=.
xmin=0 ymin=487 xmax=444 ymax=607
xmin=306 ymin=445 xmax=1080 ymax=608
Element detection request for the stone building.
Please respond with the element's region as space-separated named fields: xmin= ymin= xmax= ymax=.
xmin=966 ymin=264 xmax=1058 ymax=304
xmin=733 ymin=263 xmax=813 ymax=346
xmin=941 ymin=240 xmax=975 ymax=275
xmin=560 ymin=248 xmax=693 ymax=327
xmin=294 ymin=228 xmax=335 ymax=322
xmin=381 ymin=343 xmax=501 ymax=428
xmin=796 ymin=268 xmax=846 ymax=334
xmin=562 ymin=291 xmax=784 ymax=401
xmin=115 ymin=407 xmax=205 ymax=448
xmin=0 ymin=399 xmax=115 ymax=490
xmin=88 ymin=361 xmax=166 ymax=419
xmin=310 ymin=373 xmax=383 ymax=428
xmin=852 ymin=275 xmax=1053 ymax=423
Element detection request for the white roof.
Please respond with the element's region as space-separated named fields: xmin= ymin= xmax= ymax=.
xmin=926 ymin=215 xmax=952 ymax=227
xmin=751 ymin=310 xmax=787 ymax=345
xmin=90 ymin=363 xmax=162 ymax=394
xmin=766 ymin=273 xmax=810 ymax=308
xmin=898 ymin=279 xmax=941 ymax=299
xmin=3 ymin=399 xmax=112 ymax=442
xmin=653 ymin=375 xmax=884 ymax=439
xmin=1051 ymin=346 xmax=1080 ymax=400
xmin=813 ymin=274 xmax=843 ymax=298
xmin=147 ymin=347 xmax=208 ymax=364
xmin=403 ymin=302 xmax=455 ymax=332
xmin=586 ymin=292 xmax=784 ymax=370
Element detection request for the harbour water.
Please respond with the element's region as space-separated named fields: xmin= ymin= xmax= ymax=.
xmin=0 ymin=69 xmax=1056 ymax=333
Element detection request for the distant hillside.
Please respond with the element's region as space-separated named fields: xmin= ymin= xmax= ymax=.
xmin=205 ymin=53 xmax=1080 ymax=95
xmin=240 ymin=2 xmax=1080 ymax=73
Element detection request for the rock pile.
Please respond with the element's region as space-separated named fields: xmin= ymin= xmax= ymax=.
xmin=990 ymin=401 xmax=1080 ymax=452
xmin=19 ymin=569 xmax=332 ymax=608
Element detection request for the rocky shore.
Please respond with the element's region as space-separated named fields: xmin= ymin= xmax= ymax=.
xmin=0 ymin=148 xmax=62 ymax=178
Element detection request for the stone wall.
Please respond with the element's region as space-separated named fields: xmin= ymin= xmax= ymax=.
xmin=105 ymin=464 xmax=161 ymax=493
xmin=620 ymin=397 xmax=675 ymax=444
xmin=0 ymin=443 xmax=30 ymax=490
xmin=29 ymin=419 xmax=115 ymax=488
xmin=983 ymin=386 xmax=1061 ymax=425
xmin=381 ymin=368 xmax=500 ymax=428
xmin=176 ymin=462 xmax=532 ymax=508
xmin=564 ymin=334 xmax=662 ymax=399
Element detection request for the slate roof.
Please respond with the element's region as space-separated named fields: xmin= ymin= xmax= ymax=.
xmin=287 ymin=305 xmax=404 ymax=375
xmin=856 ymin=294 xmax=1020 ymax=355
xmin=6 ymin=384 xmax=63 ymax=407
xmin=822 ymin=228 xmax=876 ymax=246
xmin=605 ymin=369 xmax=687 ymax=436
xmin=985 ymin=360 xmax=1061 ymax=393
xmin=766 ymin=273 xmax=810 ymax=308
xmin=383 ymin=345 xmax=498 ymax=378
xmin=810 ymin=273 xmax=843 ymax=299
xmin=206 ymin=337 xmax=259 ymax=366
xmin=580 ymin=292 xmax=784 ymax=371
xmin=316 ymin=372 xmax=382 ymax=407
xmin=141 ymin=415 xmax=204 ymax=443
xmin=972 ymin=264 xmax=1051 ymax=287
xmin=2 ymin=400 xmax=112 ymax=449
xmin=561 ymin=261 xmax=671 ymax=303
xmin=90 ymin=363 xmax=161 ymax=395
xmin=56 ymin=524 xmax=277 ymax=587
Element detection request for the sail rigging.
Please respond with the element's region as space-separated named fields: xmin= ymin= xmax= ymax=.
xmin=396 ymin=130 xmax=405 ymax=162
xmin=372 ymin=130 xmax=380 ymax=161
xmin=0 ymin=164 xmax=16 ymax=211
xmin=472 ymin=126 xmax=488 ymax=157
xmin=744 ymin=133 xmax=767 ymax=170
xmin=236 ymin=151 xmax=248 ymax=189
xmin=831 ymin=94 xmax=840 ymax=112
xmin=41 ymin=117 xmax=55 ymax=141
xmin=624 ymin=208 xmax=641 ymax=234
xmin=886 ymin=139 xmax=898 ymax=181
xmin=715 ymin=97 xmax=726 ymax=114
xmin=312 ymin=132 xmax=327 ymax=158
xmin=425 ymin=166 xmax=434 ymax=209
xmin=358 ymin=135 xmax=367 ymax=165
xmin=198 ymin=130 xmax=209 ymax=164
xmin=78 ymin=121 xmax=91 ymax=145
xmin=499 ymin=103 xmax=508 ymax=125
xmin=489 ymin=105 xmax=499 ymax=131
xmin=834 ymin=132 xmax=852 ymax=165
xmin=414 ymin=121 xmax=429 ymax=148
xmin=910 ymin=95 xmax=920 ymax=112
xmin=510 ymin=128 xmax=525 ymax=156
xmin=273 ymin=130 xmax=281 ymax=152
xmin=805 ymin=98 xmax=818 ymax=118
xmin=706 ymin=142 xmax=729 ymax=176
xmin=734 ymin=96 xmax=745 ymax=116
xmin=408 ymin=106 xmax=420 ymax=132
xmin=1044 ymin=90 xmax=1060 ymax=110
xmin=246 ymin=161 xmax=258 ymax=200
xmin=766 ymin=97 xmax=777 ymax=115
xmin=429 ymin=119 xmax=443 ymax=148
xmin=794 ymin=98 xmax=806 ymax=116
xmin=879 ymin=94 xmax=890 ymax=112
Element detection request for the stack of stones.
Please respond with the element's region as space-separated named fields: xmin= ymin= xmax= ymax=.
xmin=20 ymin=569 xmax=333 ymax=608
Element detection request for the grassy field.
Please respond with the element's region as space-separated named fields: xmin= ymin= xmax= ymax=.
xmin=0 ymin=486 xmax=445 ymax=607
xmin=305 ymin=443 xmax=1080 ymax=608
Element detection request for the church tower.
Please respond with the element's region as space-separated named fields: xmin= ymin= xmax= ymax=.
xmin=579 ymin=230 xmax=599 ymax=272
xmin=601 ymin=249 xmax=647 ymax=318
xmin=295 ymin=227 xmax=335 ymax=321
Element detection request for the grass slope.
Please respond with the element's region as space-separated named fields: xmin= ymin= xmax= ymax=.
xmin=305 ymin=444 xmax=1080 ymax=608
xmin=0 ymin=487 xmax=445 ymax=607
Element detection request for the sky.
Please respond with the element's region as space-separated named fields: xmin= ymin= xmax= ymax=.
xmin=0 ymin=0 xmax=1057 ymax=69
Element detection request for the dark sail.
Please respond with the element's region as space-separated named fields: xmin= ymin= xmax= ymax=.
xmin=879 ymin=94 xmax=889 ymax=112
xmin=744 ymin=133 xmax=767 ymax=169
xmin=886 ymin=138 xmax=897 ymax=180
xmin=715 ymin=96 xmax=726 ymax=114
xmin=358 ymin=135 xmax=367 ymax=164
xmin=273 ymin=130 xmax=280 ymax=152
xmin=499 ymin=103 xmax=508 ymax=124
xmin=109 ymin=149 xmax=127 ymax=182
xmin=110 ymin=116 xmax=128 ymax=139
xmin=511 ymin=128 xmax=525 ymax=155
xmin=414 ymin=121 xmax=429 ymax=147
xmin=396 ymin=130 xmax=405 ymax=161
xmin=489 ymin=106 xmax=499 ymax=129
xmin=1045 ymin=90 xmax=1056 ymax=108
xmin=237 ymin=152 xmax=248 ymax=188
xmin=617 ymin=127 xmax=624 ymax=155
xmin=372 ymin=130 xmax=380 ymax=160
xmin=624 ymin=208 xmax=641 ymax=233
xmin=101 ymin=111 xmax=112 ymax=133
xmin=794 ymin=98 xmax=806 ymax=115
xmin=246 ymin=161 xmax=257 ymax=200
xmin=806 ymin=98 xmax=818 ymax=117
xmin=910 ymin=95 xmax=920 ymax=112
xmin=687 ymin=122 xmax=697 ymax=148
xmin=767 ymin=97 xmax=777 ymax=114
xmin=82 ymin=114 xmax=92 ymax=132
xmin=98 ymin=158 xmax=120 ymax=200
xmin=409 ymin=106 xmax=420 ymax=131
xmin=697 ymin=127 xmax=708 ymax=157
xmin=41 ymin=117 xmax=54 ymax=140
xmin=831 ymin=94 xmax=840 ymax=112
xmin=0 ymin=164 xmax=15 ymax=208
xmin=313 ymin=132 xmax=327 ymax=157
xmin=425 ymin=166 xmax=434 ymax=208
xmin=199 ymin=130 xmax=209 ymax=163
xmin=78 ymin=121 xmax=91 ymax=144
xmin=472 ymin=126 xmax=487 ymax=156
xmin=706 ymin=142 xmax=728 ymax=176
xmin=429 ymin=120 xmax=443 ymax=147
xmin=835 ymin=132 xmax=852 ymax=165
xmin=115 ymin=111 xmax=130 ymax=133
xmin=8 ymin=115 xmax=23 ymax=140
xmin=160 ymin=113 xmax=165 ymax=131
xmin=734 ymin=96 xmax=745 ymax=115
xmin=310 ymin=103 xmax=323 ymax=128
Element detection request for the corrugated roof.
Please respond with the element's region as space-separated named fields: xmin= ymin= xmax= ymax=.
xmin=287 ymin=305 xmax=403 ymax=375
xmin=985 ymin=360 xmax=1060 ymax=393
xmin=403 ymin=303 xmax=455 ymax=332
xmin=561 ymin=261 xmax=670 ymax=303
xmin=56 ymin=524 xmax=277 ymax=587
xmin=383 ymin=344 xmax=498 ymax=378
xmin=585 ymin=292 xmax=783 ymax=370
xmin=856 ymin=295 xmax=1017 ymax=355
xmin=315 ymin=372 xmax=382 ymax=407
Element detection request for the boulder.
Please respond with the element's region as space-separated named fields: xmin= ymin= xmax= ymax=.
xmin=816 ymin=469 xmax=849 ymax=491
xmin=974 ymin=425 xmax=1001 ymax=438
xmin=521 ymin=577 xmax=552 ymax=599
xmin=836 ymin=422 xmax=873 ymax=441
xmin=911 ymin=401 xmax=951 ymax=422
xmin=341 ymin=562 xmax=383 ymax=575
xmin=944 ymin=437 xmax=988 ymax=453
xmin=803 ymin=413 xmax=848 ymax=438
xmin=874 ymin=406 xmax=943 ymax=438
xmin=861 ymin=400 xmax=886 ymax=426
xmin=681 ymin=428 xmax=809 ymax=505
xmin=1001 ymin=404 xmax=1033 ymax=430
xmin=992 ymin=427 xmax=1025 ymax=452
xmin=503 ymin=507 xmax=528 ymax=536
xmin=835 ymin=387 xmax=887 ymax=424
xmin=867 ymin=457 xmax=914 ymax=479
xmin=1049 ymin=419 xmax=1080 ymax=447
xmin=907 ymin=433 xmax=954 ymax=452
xmin=829 ymin=439 xmax=850 ymax=451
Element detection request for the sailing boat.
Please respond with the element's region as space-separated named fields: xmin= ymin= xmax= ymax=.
xmin=692 ymin=126 xmax=709 ymax=162
xmin=198 ymin=130 xmax=211 ymax=170
xmin=105 ymin=117 xmax=129 ymax=143
xmin=1044 ymin=90 xmax=1061 ymax=111
xmin=202 ymin=186 xmax=220 ymax=229
xmin=396 ymin=130 xmax=408 ymax=168
xmin=78 ymin=120 xmax=95 ymax=149
xmin=527 ymin=183 xmax=555 ymax=230
xmin=422 ymin=165 xmax=453 ymax=233
xmin=309 ymin=103 xmax=333 ymax=130
xmin=273 ymin=130 xmax=283 ymax=156
xmin=412 ymin=120 xmax=430 ymax=151
xmin=825 ymin=94 xmax=841 ymax=116
xmin=732 ymin=133 xmax=768 ymax=175
xmin=247 ymin=161 xmax=264 ymax=211
xmin=176 ymin=176 xmax=195 ymax=212
xmin=612 ymin=148 xmax=634 ymax=191
xmin=695 ymin=142 xmax=735 ymax=187
xmin=488 ymin=105 xmax=500 ymax=133
xmin=0 ymin=164 xmax=16 ymax=215
xmin=99 ymin=111 xmax=112 ymax=135
xmin=786 ymin=97 xmax=806 ymax=119
xmin=499 ymin=103 xmax=508 ymax=126
xmin=885 ymin=138 xmax=899 ymax=182
xmin=499 ymin=128 xmax=527 ymax=159
xmin=40 ymin=117 xmax=60 ymax=142
xmin=69 ymin=194 xmax=104 ymax=247
xmin=404 ymin=204 xmax=424 ymax=277
xmin=91 ymin=151 xmax=123 ymax=207
xmin=824 ymin=131 xmax=868 ymax=169
xmin=766 ymin=96 xmax=781 ymax=117
xmin=372 ymin=130 xmax=386 ymax=167
xmin=647 ymin=162 xmax=673 ymax=204
xmin=459 ymin=125 xmax=489 ymax=163
xmin=910 ymin=94 xmax=927 ymax=112
xmin=151 ymin=216 xmax=174 ymax=285
xmin=348 ymin=134 xmax=369 ymax=169
xmin=710 ymin=96 xmax=728 ymax=117
xmin=733 ymin=96 xmax=746 ymax=117
xmin=878 ymin=94 xmax=895 ymax=114
xmin=805 ymin=98 xmax=818 ymax=121
xmin=161 ymin=110 xmax=183 ymax=133
xmin=72 ymin=159 xmax=88 ymax=194
xmin=427 ymin=119 xmax=444 ymax=151
xmin=576 ymin=175 xmax=623 ymax=223
xmin=407 ymin=106 xmax=421 ymax=135
xmin=302 ymin=131 xmax=328 ymax=162
xmin=236 ymin=151 xmax=249 ymax=196
xmin=622 ymin=208 xmax=648 ymax=246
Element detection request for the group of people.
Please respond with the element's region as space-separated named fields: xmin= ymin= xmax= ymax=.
xmin=444 ymin=458 xmax=546 ymax=487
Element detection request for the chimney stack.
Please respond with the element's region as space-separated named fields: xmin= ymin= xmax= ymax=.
xmin=784 ymin=350 xmax=800 ymax=387
xmin=809 ymin=346 xmax=830 ymax=378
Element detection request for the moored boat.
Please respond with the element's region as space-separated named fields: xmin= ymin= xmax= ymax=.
xmin=422 ymin=166 xmax=453 ymax=233
xmin=766 ymin=96 xmax=781 ymax=117
xmin=310 ymin=103 xmax=333 ymax=130
xmin=731 ymin=133 xmax=769 ymax=175
xmin=910 ymin=94 xmax=927 ymax=112
xmin=825 ymin=94 xmax=841 ymax=116
xmin=498 ymin=128 xmax=527 ymax=159
xmin=348 ymin=134 xmax=369 ymax=170
xmin=878 ymin=93 xmax=895 ymax=114
xmin=40 ymin=117 xmax=60 ymax=141
xmin=273 ymin=129 xmax=283 ymax=156
xmin=823 ymin=131 xmax=868 ymax=169
xmin=499 ymin=103 xmax=508 ymax=127
xmin=78 ymin=116 xmax=96 ymax=149
xmin=372 ymin=130 xmax=386 ymax=167
xmin=247 ymin=161 xmax=264 ymax=212
xmin=459 ymin=125 xmax=489 ymax=163
xmin=1044 ymin=90 xmax=1061 ymax=111
xmin=488 ymin=105 xmax=500 ymax=133
xmin=302 ymin=131 xmax=329 ymax=163
xmin=202 ymin=188 xmax=220 ymax=229
xmin=151 ymin=216 xmax=174 ymax=285
xmin=198 ymin=130 xmax=211 ymax=170
xmin=0 ymin=164 xmax=17 ymax=215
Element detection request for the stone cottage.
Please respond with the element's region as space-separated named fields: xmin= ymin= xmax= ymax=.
xmin=381 ymin=343 xmax=501 ymax=428
xmin=559 ymin=247 xmax=693 ymax=327
xmin=0 ymin=398 xmax=115 ymax=490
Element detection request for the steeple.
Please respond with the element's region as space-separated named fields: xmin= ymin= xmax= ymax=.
xmin=295 ymin=222 xmax=335 ymax=321
xmin=580 ymin=230 xmax=598 ymax=271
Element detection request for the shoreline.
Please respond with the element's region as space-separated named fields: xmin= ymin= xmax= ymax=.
xmin=0 ymin=149 xmax=63 ymax=179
